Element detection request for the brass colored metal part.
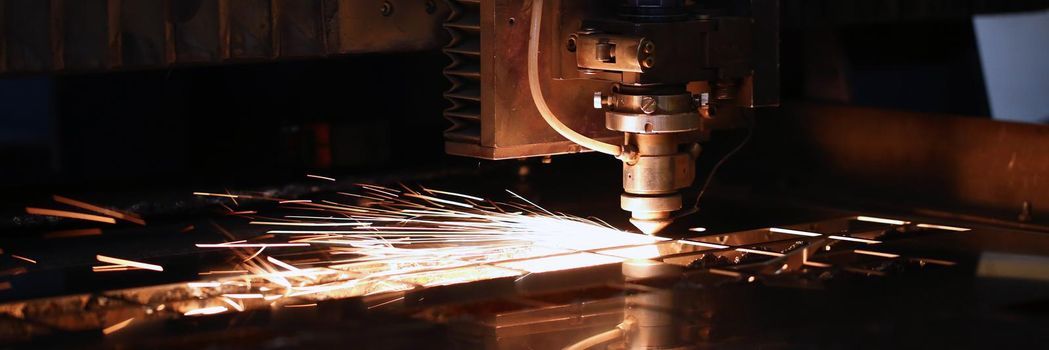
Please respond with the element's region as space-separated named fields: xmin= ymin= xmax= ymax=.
xmin=574 ymin=33 xmax=650 ymax=73
xmin=622 ymin=193 xmax=681 ymax=235
xmin=606 ymin=89 xmax=699 ymax=234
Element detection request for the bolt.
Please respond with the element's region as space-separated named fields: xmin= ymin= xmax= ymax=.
xmin=640 ymin=96 xmax=657 ymax=114
xmin=642 ymin=41 xmax=656 ymax=54
xmin=641 ymin=56 xmax=655 ymax=69
xmin=381 ymin=1 xmax=393 ymax=16
xmin=1019 ymin=201 xmax=1032 ymax=222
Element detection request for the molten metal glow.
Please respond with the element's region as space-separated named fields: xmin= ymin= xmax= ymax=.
xmin=96 ymin=255 xmax=164 ymax=272
xmin=184 ymin=306 xmax=228 ymax=316
xmin=181 ymin=185 xmax=659 ymax=314
xmin=102 ymin=317 xmax=135 ymax=335
xmin=25 ymin=207 xmax=116 ymax=224
xmin=855 ymin=216 xmax=909 ymax=225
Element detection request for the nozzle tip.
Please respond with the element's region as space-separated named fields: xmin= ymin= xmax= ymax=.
xmin=630 ymin=218 xmax=672 ymax=235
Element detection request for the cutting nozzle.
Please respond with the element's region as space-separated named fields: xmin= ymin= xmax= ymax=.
xmin=622 ymin=194 xmax=680 ymax=235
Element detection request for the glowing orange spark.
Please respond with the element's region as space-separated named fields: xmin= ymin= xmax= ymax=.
xmin=26 ymin=207 xmax=116 ymax=224
xmin=307 ymin=174 xmax=336 ymax=182
xmin=102 ymin=318 xmax=134 ymax=335
xmin=53 ymin=195 xmax=146 ymax=225
xmin=11 ymin=255 xmax=36 ymax=264
xmin=183 ymin=306 xmax=228 ymax=316
xmin=96 ymin=255 xmax=164 ymax=272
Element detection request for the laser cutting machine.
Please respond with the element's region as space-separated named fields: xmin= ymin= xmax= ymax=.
xmin=2 ymin=0 xmax=1049 ymax=349
xmin=2 ymin=0 xmax=778 ymax=234
xmin=439 ymin=0 xmax=778 ymax=234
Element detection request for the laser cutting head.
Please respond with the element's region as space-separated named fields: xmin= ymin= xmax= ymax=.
xmin=603 ymin=88 xmax=701 ymax=234
xmin=445 ymin=0 xmax=777 ymax=235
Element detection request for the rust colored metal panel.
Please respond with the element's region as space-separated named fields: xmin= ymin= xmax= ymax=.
xmin=228 ymin=0 xmax=272 ymax=59
xmin=330 ymin=0 xmax=449 ymax=54
xmin=4 ymin=0 xmax=52 ymax=72
xmin=272 ymin=0 xmax=324 ymax=57
xmin=62 ymin=0 xmax=108 ymax=70
xmin=0 ymin=0 xmax=449 ymax=74
xmin=444 ymin=0 xmax=620 ymax=160
xmin=120 ymin=0 xmax=166 ymax=67
xmin=106 ymin=0 xmax=122 ymax=68
xmin=0 ymin=0 xmax=5 ymax=73
xmin=778 ymin=103 xmax=1049 ymax=222
xmin=171 ymin=0 xmax=221 ymax=63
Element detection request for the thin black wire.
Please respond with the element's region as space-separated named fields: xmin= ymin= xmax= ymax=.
xmin=674 ymin=111 xmax=756 ymax=220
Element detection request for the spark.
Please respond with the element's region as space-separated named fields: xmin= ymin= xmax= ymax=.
xmin=854 ymin=249 xmax=900 ymax=258
xmin=93 ymin=265 xmax=144 ymax=272
xmin=403 ymin=193 xmax=473 ymax=208
xmin=26 ymin=207 xmax=116 ymax=224
xmin=914 ymin=257 xmax=956 ymax=266
xmin=856 ymin=216 xmax=909 ymax=225
xmin=168 ymin=185 xmax=661 ymax=317
xmin=102 ymin=317 xmax=135 ymax=335
xmin=249 ymin=221 xmax=369 ymax=227
xmin=735 ymin=248 xmax=785 ymax=257
xmin=708 ymin=268 xmax=742 ymax=278
xmin=829 ymin=235 xmax=882 ymax=244
xmin=283 ymin=303 xmax=317 ymax=308
xmin=184 ymin=306 xmax=228 ymax=316
xmin=198 ymin=270 xmax=249 ymax=276
xmin=11 ymin=255 xmax=36 ymax=264
xmin=505 ymin=190 xmax=555 ymax=216
xmin=96 ymin=255 xmax=164 ymax=272
xmin=916 ymin=223 xmax=971 ymax=232
xmin=423 ymin=188 xmax=484 ymax=201
xmin=368 ymin=296 xmax=404 ymax=309
xmin=53 ymin=195 xmax=146 ymax=225
xmin=243 ymin=247 xmax=266 ymax=261
xmin=193 ymin=192 xmax=240 ymax=199
xmin=221 ymin=297 xmax=245 ymax=312
xmin=307 ymin=174 xmax=337 ymax=182
xmin=196 ymin=243 xmax=310 ymax=248
xmin=770 ymin=227 xmax=822 ymax=237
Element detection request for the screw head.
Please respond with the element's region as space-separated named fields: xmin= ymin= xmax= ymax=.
xmin=641 ymin=56 xmax=655 ymax=69
xmin=642 ymin=41 xmax=656 ymax=54
xmin=381 ymin=1 xmax=393 ymax=16
xmin=640 ymin=96 xmax=657 ymax=114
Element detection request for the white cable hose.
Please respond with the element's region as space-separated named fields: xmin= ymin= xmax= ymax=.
xmin=562 ymin=318 xmax=636 ymax=350
xmin=562 ymin=328 xmax=624 ymax=350
xmin=528 ymin=0 xmax=623 ymax=157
